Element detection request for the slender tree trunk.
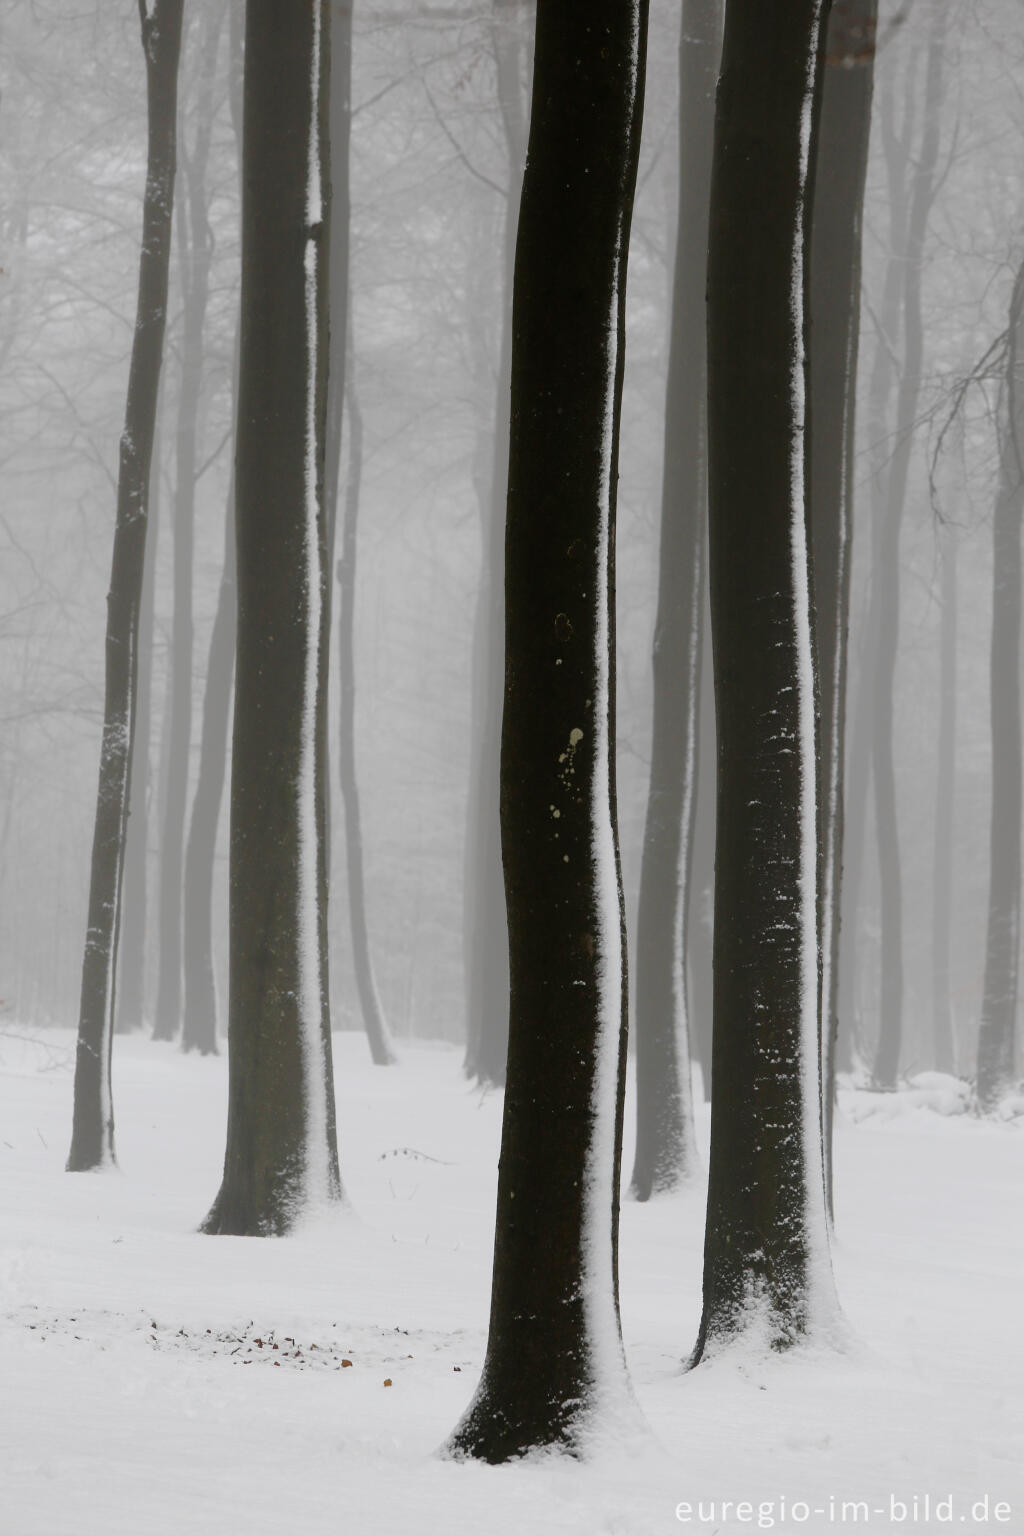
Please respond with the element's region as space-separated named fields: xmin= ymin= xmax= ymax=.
xmin=322 ymin=0 xmax=395 ymax=1066
xmin=181 ymin=0 xmax=243 ymax=1057
xmin=692 ymin=0 xmax=839 ymax=1360
xmin=182 ymin=476 xmax=234 ymax=1054
xmin=462 ymin=0 xmax=531 ymax=1087
xmin=687 ymin=575 xmax=715 ymax=1098
xmin=929 ymin=529 xmax=958 ymax=1075
xmin=976 ymin=260 xmax=1024 ymax=1112
xmin=202 ymin=0 xmax=341 ymax=1235
xmin=67 ymin=0 xmax=185 ymax=1173
xmin=446 ymin=0 xmax=648 ymax=1461
xmin=630 ymin=0 xmax=719 ymax=1201
xmin=809 ymin=0 xmax=877 ymax=1220
xmin=117 ymin=416 xmax=161 ymax=1035
xmin=153 ymin=3 xmax=224 ymax=1043
xmin=871 ymin=10 xmax=946 ymax=1089
xmin=335 ymin=367 xmax=395 ymax=1063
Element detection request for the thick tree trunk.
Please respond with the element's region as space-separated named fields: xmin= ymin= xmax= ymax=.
xmin=462 ymin=0 xmax=530 ymax=1088
xmin=976 ymin=260 xmax=1024 ymax=1112
xmin=446 ymin=0 xmax=647 ymax=1461
xmin=931 ymin=530 xmax=957 ymax=1075
xmin=67 ymin=0 xmax=185 ymax=1173
xmin=692 ymin=0 xmax=839 ymax=1359
xmin=630 ymin=0 xmax=719 ymax=1201
xmin=202 ymin=0 xmax=341 ymax=1235
xmin=808 ymin=0 xmax=877 ymax=1219
xmin=871 ymin=11 xmax=946 ymax=1090
xmin=153 ymin=3 xmax=224 ymax=1043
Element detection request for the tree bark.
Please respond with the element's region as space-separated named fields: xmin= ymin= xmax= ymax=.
xmin=931 ymin=528 xmax=957 ymax=1076
xmin=446 ymin=0 xmax=647 ymax=1460
xmin=976 ymin=259 xmax=1024 ymax=1112
xmin=808 ymin=0 xmax=877 ymax=1219
xmin=67 ymin=0 xmax=185 ymax=1173
xmin=629 ymin=0 xmax=719 ymax=1201
xmin=692 ymin=0 xmax=839 ymax=1358
xmin=201 ymin=0 xmax=341 ymax=1234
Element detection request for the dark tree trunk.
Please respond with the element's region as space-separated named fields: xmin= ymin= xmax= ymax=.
xmin=202 ymin=0 xmax=341 ymax=1235
xmin=323 ymin=0 xmax=395 ymax=1067
xmin=446 ymin=0 xmax=648 ymax=1461
xmin=931 ymin=529 xmax=957 ymax=1076
xmin=181 ymin=0 xmax=243 ymax=1058
xmin=692 ymin=0 xmax=838 ymax=1359
xmin=116 ymin=417 xmax=161 ymax=1036
xmin=462 ymin=0 xmax=531 ymax=1088
xmin=976 ymin=260 xmax=1024 ymax=1112
xmin=153 ymin=2 xmax=225 ymax=1043
xmin=67 ymin=0 xmax=185 ymax=1173
xmin=630 ymin=0 xmax=719 ymax=1201
xmin=687 ymin=575 xmax=716 ymax=1099
xmin=808 ymin=0 xmax=877 ymax=1219
xmin=871 ymin=10 xmax=946 ymax=1090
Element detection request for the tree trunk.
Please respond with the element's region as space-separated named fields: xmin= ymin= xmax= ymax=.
xmin=931 ymin=528 xmax=957 ymax=1076
xmin=153 ymin=2 xmax=225 ymax=1043
xmin=446 ymin=0 xmax=648 ymax=1461
xmin=808 ymin=0 xmax=877 ymax=1219
xmin=116 ymin=415 xmax=161 ymax=1035
xmin=976 ymin=259 xmax=1024 ymax=1112
xmin=871 ymin=9 xmax=946 ymax=1090
xmin=629 ymin=0 xmax=719 ymax=1201
xmin=181 ymin=0 xmax=243 ymax=1058
xmin=462 ymin=0 xmax=531 ymax=1088
xmin=201 ymin=0 xmax=341 ymax=1235
xmin=323 ymin=0 xmax=395 ymax=1066
xmin=67 ymin=0 xmax=185 ymax=1173
xmin=692 ymin=0 xmax=839 ymax=1359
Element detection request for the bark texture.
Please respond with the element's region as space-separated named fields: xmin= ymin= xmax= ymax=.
xmin=202 ymin=0 xmax=341 ymax=1235
xmin=68 ymin=0 xmax=185 ymax=1172
xmin=447 ymin=0 xmax=647 ymax=1461
xmin=693 ymin=0 xmax=837 ymax=1358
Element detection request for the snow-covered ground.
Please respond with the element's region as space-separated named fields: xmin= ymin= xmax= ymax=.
xmin=1 ymin=1027 xmax=1021 ymax=1535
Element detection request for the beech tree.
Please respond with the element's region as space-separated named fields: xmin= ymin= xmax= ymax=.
xmin=447 ymin=0 xmax=648 ymax=1460
xmin=202 ymin=0 xmax=341 ymax=1235
xmin=67 ymin=0 xmax=186 ymax=1173
xmin=629 ymin=0 xmax=719 ymax=1200
xmin=692 ymin=0 xmax=839 ymax=1358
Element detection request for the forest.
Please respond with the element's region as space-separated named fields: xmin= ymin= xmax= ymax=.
xmin=1 ymin=1 xmax=1022 ymax=1532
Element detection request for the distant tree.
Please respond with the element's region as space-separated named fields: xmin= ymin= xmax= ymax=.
xmin=976 ymin=254 xmax=1024 ymax=1113
xmin=446 ymin=0 xmax=648 ymax=1459
xmin=691 ymin=0 xmax=839 ymax=1358
xmin=629 ymin=0 xmax=719 ymax=1201
xmin=67 ymin=0 xmax=186 ymax=1173
xmin=808 ymin=0 xmax=878 ymax=1216
xmin=201 ymin=0 xmax=341 ymax=1234
xmin=153 ymin=0 xmax=228 ymax=1045
xmin=325 ymin=0 xmax=396 ymax=1066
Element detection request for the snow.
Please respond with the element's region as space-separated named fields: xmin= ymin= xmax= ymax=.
xmin=2 ymin=1027 xmax=1022 ymax=1534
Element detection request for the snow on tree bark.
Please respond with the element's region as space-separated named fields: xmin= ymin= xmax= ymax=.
xmin=67 ymin=0 xmax=185 ymax=1173
xmin=201 ymin=0 xmax=341 ymax=1235
xmin=692 ymin=0 xmax=840 ymax=1358
xmin=446 ymin=0 xmax=648 ymax=1461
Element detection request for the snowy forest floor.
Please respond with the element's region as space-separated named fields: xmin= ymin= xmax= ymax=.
xmin=1 ymin=1028 xmax=1022 ymax=1535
